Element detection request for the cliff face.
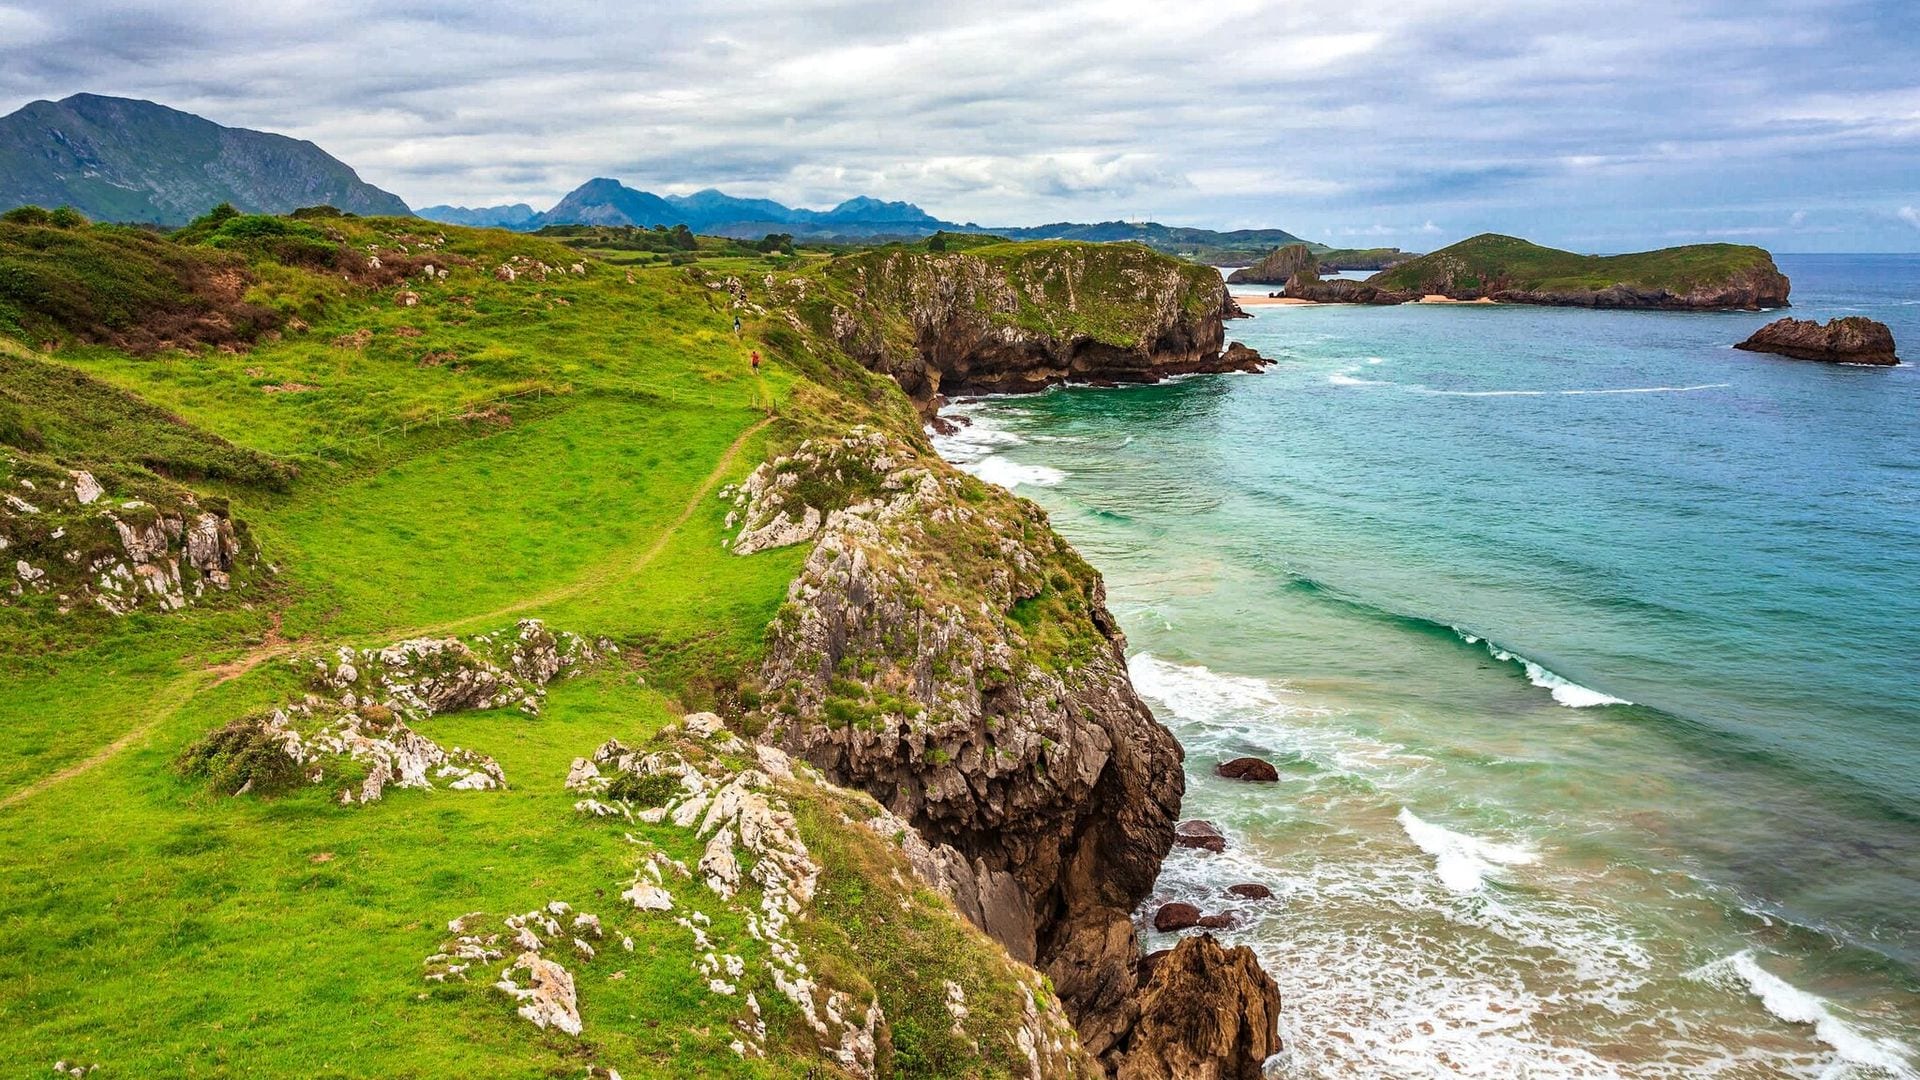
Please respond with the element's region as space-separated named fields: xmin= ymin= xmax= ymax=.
xmin=1284 ymin=271 xmax=1419 ymax=305
xmin=733 ymin=427 xmax=1280 ymax=1074
xmin=1735 ymin=316 xmax=1900 ymax=366
xmin=819 ymin=244 xmax=1264 ymax=412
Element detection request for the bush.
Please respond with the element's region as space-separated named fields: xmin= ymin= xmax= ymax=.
xmin=604 ymin=771 xmax=679 ymax=807
xmin=176 ymin=716 xmax=304 ymax=796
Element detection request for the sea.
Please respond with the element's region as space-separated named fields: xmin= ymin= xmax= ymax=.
xmin=933 ymin=254 xmax=1920 ymax=1078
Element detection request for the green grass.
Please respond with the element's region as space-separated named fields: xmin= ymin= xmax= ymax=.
xmin=1370 ymin=233 xmax=1779 ymax=294
xmin=0 ymin=213 xmax=1144 ymax=1077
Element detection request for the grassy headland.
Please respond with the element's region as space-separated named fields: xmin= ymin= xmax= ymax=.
xmin=0 ymin=207 xmax=1143 ymax=1076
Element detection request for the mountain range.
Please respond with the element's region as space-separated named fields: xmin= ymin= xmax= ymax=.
xmin=0 ymin=94 xmax=1314 ymax=259
xmin=420 ymin=178 xmax=1314 ymax=258
xmin=0 ymin=94 xmax=409 ymax=225
xmin=420 ymin=179 xmax=951 ymax=238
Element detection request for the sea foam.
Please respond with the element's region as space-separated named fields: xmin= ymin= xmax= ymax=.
xmin=1696 ymin=951 xmax=1919 ymax=1078
xmin=1397 ymin=807 xmax=1539 ymax=893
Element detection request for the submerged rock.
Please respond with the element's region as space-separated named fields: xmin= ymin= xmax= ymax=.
xmin=1735 ymin=316 xmax=1900 ymax=366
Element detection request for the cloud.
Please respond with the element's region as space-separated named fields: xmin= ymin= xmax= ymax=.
xmin=0 ymin=0 xmax=1914 ymax=248
xmin=1900 ymin=207 xmax=1920 ymax=230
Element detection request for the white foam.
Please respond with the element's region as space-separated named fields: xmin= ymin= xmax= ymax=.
xmin=1397 ymin=808 xmax=1539 ymax=893
xmin=1699 ymin=951 xmax=1918 ymax=1078
xmin=1330 ymin=371 xmax=1390 ymax=388
xmin=960 ymin=455 xmax=1066 ymax=490
xmin=1455 ymin=630 xmax=1630 ymax=708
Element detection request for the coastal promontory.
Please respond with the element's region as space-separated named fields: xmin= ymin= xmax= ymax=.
xmin=1351 ymin=234 xmax=1791 ymax=310
xmin=1735 ymin=316 xmax=1900 ymax=366
xmin=1227 ymin=242 xmax=1415 ymax=284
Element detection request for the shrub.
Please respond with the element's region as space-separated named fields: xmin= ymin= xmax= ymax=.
xmin=176 ymin=716 xmax=303 ymax=796
xmin=604 ymin=771 xmax=679 ymax=807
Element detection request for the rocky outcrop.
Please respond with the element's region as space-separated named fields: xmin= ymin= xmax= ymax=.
xmin=1735 ymin=316 xmax=1900 ymax=366
xmin=1283 ymin=271 xmax=1419 ymax=305
xmin=0 ymin=459 xmax=259 ymax=614
xmin=741 ymin=427 xmax=1279 ymax=1074
xmin=178 ymin=619 xmax=609 ymax=802
xmin=1110 ymin=935 xmax=1283 ymax=1080
xmin=818 ymin=246 xmax=1268 ymax=413
xmin=1226 ymin=243 xmax=1318 ymax=285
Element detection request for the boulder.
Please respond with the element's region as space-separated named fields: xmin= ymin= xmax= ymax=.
xmin=1109 ymin=934 xmax=1282 ymax=1080
xmin=1173 ymin=819 xmax=1226 ymax=852
xmin=1153 ymin=902 xmax=1201 ymax=932
xmin=1227 ymin=883 xmax=1273 ymax=900
xmin=1197 ymin=913 xmax=1237 ymax=930
xmin=1215 ymin=756 xmax=1279 ymax=782
xmin=1735 ymin=316 xmax=1899 ymax=366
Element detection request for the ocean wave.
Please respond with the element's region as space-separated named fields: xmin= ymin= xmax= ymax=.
xmin=1693 ymin=951 xmax=1918 ymax=1078
xmin=959 ymin=455 xmax=1066 ymax=490
xmin=1454 ymin=628 xmax=1630 ymax=707
xmin=1397 ymin=807 xmax=1539 ymax=892
xmin=1330 ymin=371 xmax=1391 ymax=388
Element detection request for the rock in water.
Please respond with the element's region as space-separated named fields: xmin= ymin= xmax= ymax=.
xmin=1735 ymin=316 xmax=1900 ymax=366
xmin=1153 ymin=902 xmax=1202 ymax=932
xmin=1215 ymin=756 xmax=1279 ymax=782
xmin=1111 ymin=934 xmax=1282 ymax=1080
xmin=1227 ymin=883 xmax=1273 ymax=900
xmin=1173 ymin=819 xmax=1226 ymax=852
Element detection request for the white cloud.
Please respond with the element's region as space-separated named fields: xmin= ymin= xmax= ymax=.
xmin=0 ymin=0 xmax=1913 ymax=247
xmin=1899 ymin=206 xmax=1920 ymax=231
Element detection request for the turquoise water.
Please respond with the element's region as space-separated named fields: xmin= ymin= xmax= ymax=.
xmin=936 ymin=255 xmax=1920 ymax=1078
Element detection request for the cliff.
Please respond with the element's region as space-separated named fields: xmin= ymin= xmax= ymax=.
xmin=1362 ymin=233 xmax=1790 ymax=309
xmin=1283 ymin=270 xmax=1420 ymax=305
xmin=726 ymin=426 xmax=1282 ymax=1074
xmin=1226 ymin=243 xmax=1317 ymax=284
xmin=1228 ymin=243 xmax=1416 ymax=283
xmin=1735 ymin=316 xmax=1900 ymax=366
xmin=809 ymin=241 xmax=1265 ymax=411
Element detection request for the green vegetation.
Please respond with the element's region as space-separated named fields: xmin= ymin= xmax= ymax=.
xmin=1370 ymin=233 xmax=1780 ymax=295
xmin=0 ymin=205 xmax=1128 ymax=1076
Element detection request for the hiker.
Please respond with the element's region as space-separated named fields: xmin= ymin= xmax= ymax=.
xmin=733 ymin=314 xmax=742 ymax=337
xmin=750 ymin=349 xmax=761 ymax=372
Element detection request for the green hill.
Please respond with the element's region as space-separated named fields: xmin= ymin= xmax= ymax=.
xmin=1367 ymin=233 xmax=1790 ymax=309
xmin=0 ymin=211 xmax=1275 ymax=1077
xmin=0 ymin=94 xmax=411 ymax=225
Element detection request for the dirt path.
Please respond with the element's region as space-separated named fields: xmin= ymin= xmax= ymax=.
xmin=0 ymin=415 xmax=775 ymax=811
xmin=0 ymin=636 xmax=290 ymax=811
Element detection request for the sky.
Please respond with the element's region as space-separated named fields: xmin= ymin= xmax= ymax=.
xmin=1 ymin=0 xmax=1917 ymax=251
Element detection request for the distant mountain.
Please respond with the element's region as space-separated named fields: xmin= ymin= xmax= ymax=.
xmin=416 ymin=177 xmax=1317 ymax=261
xmin=413 ymin=203 xmax=537 ymax=228
xmin=0 ymin=94 xmax=411 ymax=225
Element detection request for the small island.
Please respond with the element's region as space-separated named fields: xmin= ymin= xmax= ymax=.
xmin=1278 ymin=233 xmax=1791 ymax=310
xmin=1735 ymin=316 xmax=1900 ymax=366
